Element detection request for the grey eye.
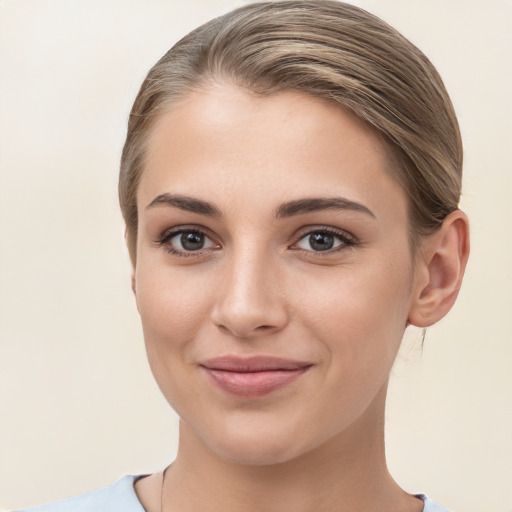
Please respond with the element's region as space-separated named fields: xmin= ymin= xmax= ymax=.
xmin=170 ymin=231 xmax=216 ymax=252
xmin=297 ymin=232 xmax=343 ymax=252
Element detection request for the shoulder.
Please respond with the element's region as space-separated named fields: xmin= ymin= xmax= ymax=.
xmin=417 ymin=494 xmax=452 ymax=512
xmin=12 ymin=475 xmax=146 ymax=512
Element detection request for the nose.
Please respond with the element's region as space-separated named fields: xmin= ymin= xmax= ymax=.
xmin=210 ymin=249 xmax=289 ymax=339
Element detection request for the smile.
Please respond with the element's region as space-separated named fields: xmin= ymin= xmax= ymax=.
xmin=199 ymin=356 xmax=312 ymax=398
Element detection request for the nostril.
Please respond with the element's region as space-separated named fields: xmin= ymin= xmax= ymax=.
xmin=218 ymin=325 xmax=231 ymax=334
xmin=256 ymin=325 xmax=274 ymax=331
xmin=215 ymin=322 xmax=278 ymax=339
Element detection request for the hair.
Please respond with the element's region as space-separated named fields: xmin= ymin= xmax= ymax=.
xmin=120 ymin=0 xmax=462 ymax=264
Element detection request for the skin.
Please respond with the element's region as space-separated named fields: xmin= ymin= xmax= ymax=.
xmin=132 ymin=84 xmax=469 ymax=512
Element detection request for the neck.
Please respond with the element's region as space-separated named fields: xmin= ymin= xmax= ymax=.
xmin=161 ymin=385 xmax=422 ymax=512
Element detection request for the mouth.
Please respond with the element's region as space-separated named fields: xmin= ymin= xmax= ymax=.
xmin=199 ymin=356 xmax=312 ymax=398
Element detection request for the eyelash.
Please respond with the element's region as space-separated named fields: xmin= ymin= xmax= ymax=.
xmin=154 ymin=226 xmax=357 ymax=257
xmin=291 ymin=227 xmax=357 ymax=255
xmin=155 ymin=227 xmax=218 ymax=257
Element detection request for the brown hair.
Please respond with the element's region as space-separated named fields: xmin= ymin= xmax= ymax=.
xmin=120 ymin=0 xmax=462 ymax=263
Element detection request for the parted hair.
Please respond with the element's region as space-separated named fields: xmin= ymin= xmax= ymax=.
xmin=120 ymin=0 xmax=462 ymax=263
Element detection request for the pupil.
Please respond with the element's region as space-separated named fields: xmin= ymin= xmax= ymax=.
xmin=181 ymin=232 xmax=204 ymax=251
xmin=310 ymin=233 xmax=334 ymax=251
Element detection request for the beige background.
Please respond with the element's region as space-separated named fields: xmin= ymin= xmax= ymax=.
xmin=0 ymin=1 xmax=511 ymax=511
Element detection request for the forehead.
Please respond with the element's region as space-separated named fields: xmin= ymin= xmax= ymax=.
xmin=139 ymin=84 xmax=408 ymax=224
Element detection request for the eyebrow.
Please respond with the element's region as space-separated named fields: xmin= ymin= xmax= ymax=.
xmin=146 ymin=193 xmax=222 ymax=217
xmin=145 ymin=193 xmax=374 ymax=219
xmin=275 ymin=197 xmax=375 ymax=219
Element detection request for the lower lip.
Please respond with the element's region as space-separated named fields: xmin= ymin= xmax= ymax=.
xmin=202 ymin=367 xmax=310 ymax=398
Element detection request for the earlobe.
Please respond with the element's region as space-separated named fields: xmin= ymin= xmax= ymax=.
xmin=408 ymin=210 xmax=470 ymax=328
xmin=131 ymin=273 xmax=137 ymax=296
xmin=131 ymin=271 xmax=141 ymax=313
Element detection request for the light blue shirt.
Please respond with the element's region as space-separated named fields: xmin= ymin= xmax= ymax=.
xmin=13 ymin=475 xmax=450 ymax=511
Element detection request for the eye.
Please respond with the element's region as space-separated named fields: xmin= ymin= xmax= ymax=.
xmin=294 ymin=229 xmax=355 ymax=253
xmin=171 ymin=231 xmax=210 ymax=251
xmin=157 ymin=228 xmax=218 ymax=256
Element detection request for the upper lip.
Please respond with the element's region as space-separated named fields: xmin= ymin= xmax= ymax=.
xmin=200 ymin=356 xmax=312 ymax=372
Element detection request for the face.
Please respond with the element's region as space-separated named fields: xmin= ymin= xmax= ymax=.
xmin=134 ymin=84 xmax=419 ymax=465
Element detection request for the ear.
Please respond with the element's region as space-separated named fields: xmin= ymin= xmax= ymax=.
xmin=124 ymin=228 xmax=137 ymax=297
xmin=131 ymin=270 xmax=141 ymax=314
xmin=408 ymin=210 xmax=470 ymax=327
xmin=131 ymin=271 xmax=137 ymax=296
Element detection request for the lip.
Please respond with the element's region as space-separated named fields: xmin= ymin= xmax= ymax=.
xmin=199 ymin=356 xmax=312 ymax=398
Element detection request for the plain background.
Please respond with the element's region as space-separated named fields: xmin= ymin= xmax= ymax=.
xmin=0 ymin=1 xmax=511 ymax=510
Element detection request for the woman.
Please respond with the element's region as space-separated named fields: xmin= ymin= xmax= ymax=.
xmin=16 ymin=1 xmax=469 ymax=511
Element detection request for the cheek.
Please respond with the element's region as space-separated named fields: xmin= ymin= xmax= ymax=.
xmin=295 ymin=256 xmax=412 ymax=366
xmin=295 ymin=265 xmax=412 ymax=429
xmin=134 ymin=264 xmax=217 ymax=411
xmin=135 ymin=264 xmax=214 ymax=354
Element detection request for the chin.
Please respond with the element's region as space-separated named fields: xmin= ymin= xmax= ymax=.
xmin=195 ymin=414 xmax=315 ymax=467
xmin=212 ymin=437 xmax=303 ymax=467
